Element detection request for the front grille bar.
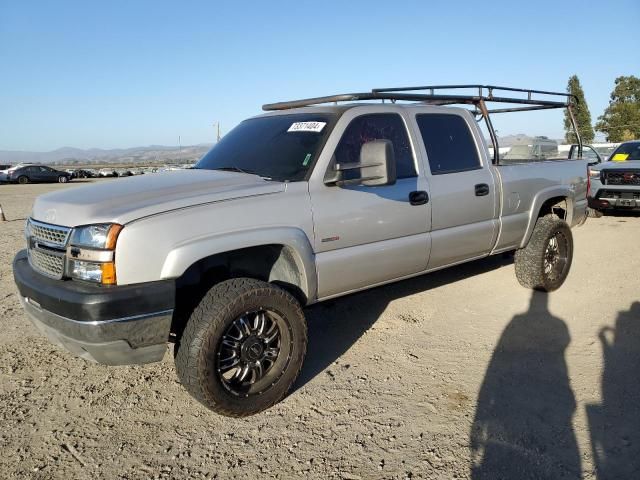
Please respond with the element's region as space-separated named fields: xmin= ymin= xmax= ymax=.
xmin=26 ymin=218 xmax=72 ymax=279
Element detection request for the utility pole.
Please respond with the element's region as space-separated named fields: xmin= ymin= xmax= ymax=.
xmin=213 ymin=122 xmax=221 ymax=142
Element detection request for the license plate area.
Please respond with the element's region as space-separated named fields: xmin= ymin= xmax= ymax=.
xmin=616 ymin=198 xmax=637 ymax=207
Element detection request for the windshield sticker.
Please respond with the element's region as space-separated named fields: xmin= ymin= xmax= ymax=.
xmin=302 ymin=153 xmax=312 ymax=166
xmin=612 ymin=153 xmax=629 ymax=162
xmin=287 ymin=121 xmax=326 ymax=133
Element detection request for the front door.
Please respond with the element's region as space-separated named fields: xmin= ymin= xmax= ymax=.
xmin=309 ymin=111 xmax=432 ymax=299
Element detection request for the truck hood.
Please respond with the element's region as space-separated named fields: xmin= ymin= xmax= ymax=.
xmin=592 ymin=160 xmax=640 ymax=171
xmin=31 ymin=169 xmax=286 ymax=227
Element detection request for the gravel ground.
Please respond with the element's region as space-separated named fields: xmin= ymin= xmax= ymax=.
xmin=0 ymin=180 xmax=638 ymax=479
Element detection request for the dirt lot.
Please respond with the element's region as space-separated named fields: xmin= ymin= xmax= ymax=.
xmin=0 ymin=180 xmax=638 ymax=479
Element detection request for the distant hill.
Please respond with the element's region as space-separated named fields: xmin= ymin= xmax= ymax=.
xmin=0 ymin=144 xmax=213 ymax=165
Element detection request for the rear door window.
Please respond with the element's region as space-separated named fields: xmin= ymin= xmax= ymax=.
xmin=416 ymin=114 xmax=481 ymax=175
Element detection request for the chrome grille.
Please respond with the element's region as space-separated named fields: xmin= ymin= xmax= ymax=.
xmin=28 ymin=219 xmax=71 ymax=247
xmin=26 ymin=218 xmax=71 ymax=279
xmin=28 ymin=248 xmax=65 ymax=279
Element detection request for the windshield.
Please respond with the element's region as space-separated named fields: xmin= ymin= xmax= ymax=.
xmin=609 ymin=142 xmax=640 ymax=161
xmin=195 ymin=113 xmax=338 ymax=181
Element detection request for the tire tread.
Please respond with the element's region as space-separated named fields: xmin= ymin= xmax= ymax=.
xmin=514 ymin=214 xmax=573 ymax=292
xmin=175 ymin=278 xmax=307 ymax=417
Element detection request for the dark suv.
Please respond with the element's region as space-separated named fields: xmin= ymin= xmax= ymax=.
xmin=7 ymin=165 xmax=72 ymax=184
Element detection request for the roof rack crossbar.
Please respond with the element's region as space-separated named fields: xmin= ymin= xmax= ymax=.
xmin=486 ymin=104 xmax=563 ymax=114
xmin=371 ymin=84 xmax=577 ymax=103
xmin=262 ymin=89 xmax=571 ymax=112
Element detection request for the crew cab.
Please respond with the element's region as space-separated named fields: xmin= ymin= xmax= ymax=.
xmin=13 ymin=85 xmax=588 ymax=417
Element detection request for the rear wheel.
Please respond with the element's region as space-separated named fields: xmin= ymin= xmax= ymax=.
xmin=175 ymin=278 xmax=307 ymax=417
xmin=515 ymin=214 xmax=573 ymax=292
xmin=17 ymin=176 xmax=28 ymax=184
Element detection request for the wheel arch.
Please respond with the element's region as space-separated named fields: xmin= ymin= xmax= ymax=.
xmin=520 ymin=187 xmax=573 ymax=249
xmin=163 ymin=227 xmax=317 ymax=305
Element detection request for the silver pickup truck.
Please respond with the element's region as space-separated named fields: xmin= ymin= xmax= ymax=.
xmin=13 ymin=85 xmax=588 ymax=417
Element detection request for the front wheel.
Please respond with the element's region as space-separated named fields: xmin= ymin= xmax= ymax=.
xmin=17 ymin=176 xmax=28 ymax=184
xmin=514 ymin=215 xmax=573 ymax=292
xmin=175 ymin=278 xmax=307 ymax=417
xmin=58 ymin=175 xmax=68 ymax=183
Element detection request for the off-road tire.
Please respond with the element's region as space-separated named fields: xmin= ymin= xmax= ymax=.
xmin=175 ymin=278 xmax=307 ymax=417
xmin=587 ymin=207 xmax=603 ymax=218
xmin=18 ymin=176 xmax=28 ymax=184
xmin=514 ymin=214 xmax=573 ymax=292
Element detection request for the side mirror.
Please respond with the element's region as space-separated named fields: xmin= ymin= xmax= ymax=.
xmin=325 ymin=139 xmax=397 ymax=187
xmin=359 ymin=140 xmax=397 ymax=186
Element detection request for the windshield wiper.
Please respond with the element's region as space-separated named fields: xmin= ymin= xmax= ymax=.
xmin=213 ymin=166 xmax=257 ymax=175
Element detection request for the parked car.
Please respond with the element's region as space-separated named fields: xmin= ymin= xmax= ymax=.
xmin=0 ymin=165 xmax=13 ymax=182
xmin=98 ymin=168 xmax=118 ymax=177
xmin=1 ymin=163 xmax=37 ymax=182
xmin=71 ymin=169 xmax=96 ymax=179
xmin=502 ymin=136 xmax=561 ymax=163
xmin=7 ymin=165 xmax=72 ymax=184
xmin=586 ymin=140 xmax=640 ymax=217
xmin=13 ymin=85 xmax=588 ymax=417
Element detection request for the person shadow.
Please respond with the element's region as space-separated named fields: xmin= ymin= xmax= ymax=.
xmin=469 ymin=291 xmax=581 ymax=479
xmin=587 ymin=302 xmax=640 ymax=479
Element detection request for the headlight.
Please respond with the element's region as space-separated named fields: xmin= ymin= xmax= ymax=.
xmin=69 ymin=260 xmax=117 ymax=284
xmin=68 ymin=224 xmax=122 ymax=284
xmin=70 ymin=224 xmax=122 ymax=249
xmin=588 ymin=168 xmax=601 ymax=179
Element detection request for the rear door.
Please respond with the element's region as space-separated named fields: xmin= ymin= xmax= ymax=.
xmin=413 ymin=110 xmax=499 ymax=269
xmin=309 ymin=109 xmax=431 ymax=299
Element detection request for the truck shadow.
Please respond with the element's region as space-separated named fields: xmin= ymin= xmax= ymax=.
xmin=294 ymin=253 xmax=514 ymax=391
xmin=587 ymin=302 xmax=640 ymax=480
xmin=469 ymin=291 xmax=581 ymax=479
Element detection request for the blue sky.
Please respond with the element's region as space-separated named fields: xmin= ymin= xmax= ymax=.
xmin=1 ymin=0 xmax=638 ymax=151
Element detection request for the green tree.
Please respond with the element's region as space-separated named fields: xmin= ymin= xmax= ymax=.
xmin=595 ymin=75 xmax=640 ymax=142
xmin=563 ymin=75 xmax=594 ymax=144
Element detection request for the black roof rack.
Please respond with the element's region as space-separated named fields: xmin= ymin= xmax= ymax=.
xmin=261 ymin=84 xmax=582 ymax=165
xmin=262 ymin=84 xmax=577 ymax=112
